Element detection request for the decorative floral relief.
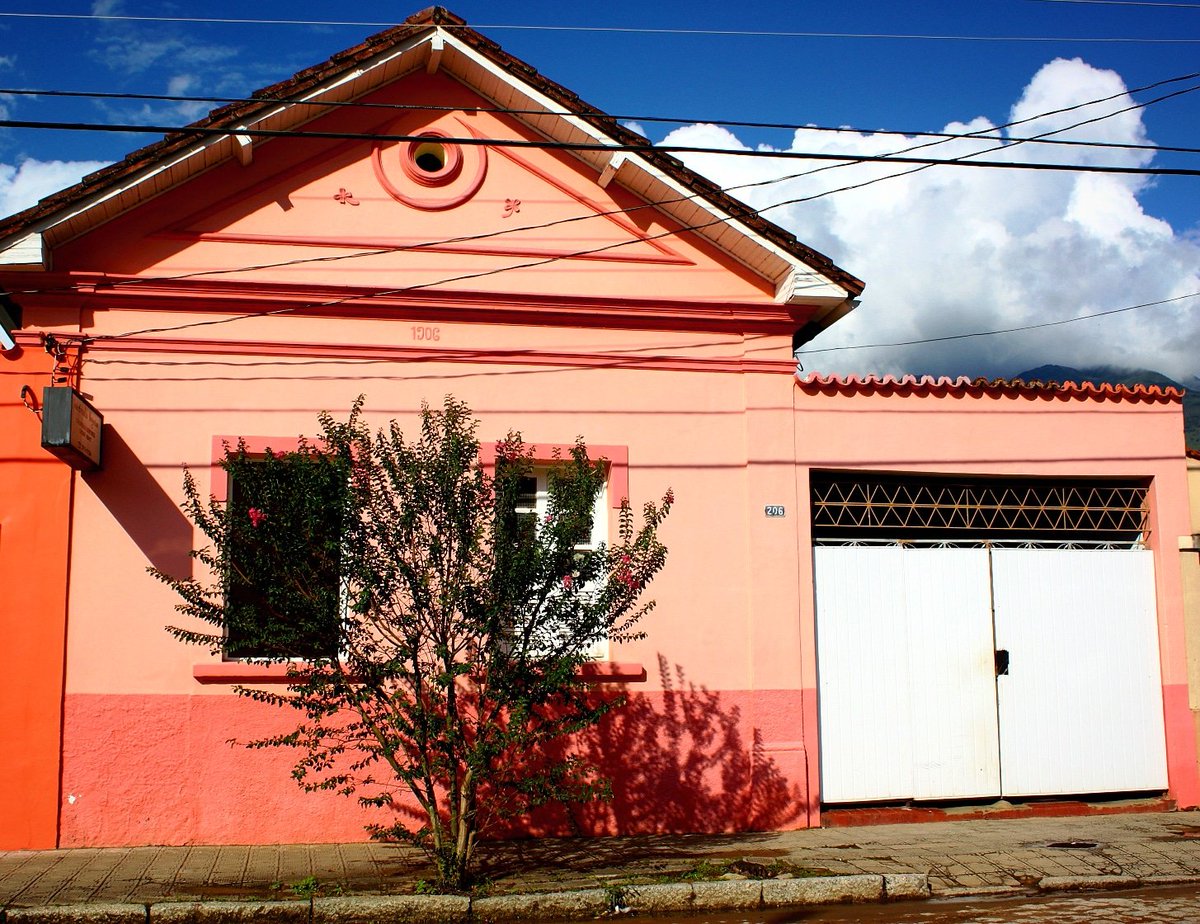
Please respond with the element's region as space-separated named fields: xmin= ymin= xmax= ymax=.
xmin=502 ymin=198 xmax=521 ymax=218
xmin=334 ymin=188 xmax=360 ymax=206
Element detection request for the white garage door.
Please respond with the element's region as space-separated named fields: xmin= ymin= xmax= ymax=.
xmin=992 ymin=548 xmax=1168 ymax=797
xmin=814 ymin=544 xmax=1167 ymax=804
xmin=814 ymin=546 xmax=1000 ymax=803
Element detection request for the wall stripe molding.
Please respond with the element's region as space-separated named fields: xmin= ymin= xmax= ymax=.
xmin=82 ymin=334 xmax=796 ymax=375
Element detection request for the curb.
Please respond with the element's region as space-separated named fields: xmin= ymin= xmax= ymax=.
xmin=1 ymin=875 xmax=918 ymax=924
xmin=11 ymin=871 xmax=1197 ymax=924
xmin=1038 ymin=875 xmax=1141 ymax=893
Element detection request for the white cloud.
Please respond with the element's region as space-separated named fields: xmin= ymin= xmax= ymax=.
xmin=665 ymin=58 xmax=1200 ymax=381
xmin=87 ymin=0 xmax=238 ymax=77
xmin=91 ymin=33 xmax=238 ymax=75
xmin=0 ymin=158 xmax=110 ymax=220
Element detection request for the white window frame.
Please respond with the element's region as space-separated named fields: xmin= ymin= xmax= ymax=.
xmin=517 ymin=466 xmax=609 ymax=661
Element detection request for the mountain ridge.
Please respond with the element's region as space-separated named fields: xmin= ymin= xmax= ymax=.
xmin=1016 ymin=364 xmax=1199 ymax=449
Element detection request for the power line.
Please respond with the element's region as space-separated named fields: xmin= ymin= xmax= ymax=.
xmin=1028 ymin=0 xmax=1200 ymax=7
xmin=0 ymin=66 xmax=1191 ymax=342
xmin=7 ymin=83 xmax=1200 ymax=157
xmin=794 ymin=293 xmax=1200 ymax=355
xmin=764 ymin=76 xmax=1200 ymax=211
xmin=0 ymin=61 xmax=1189 ymax=351
xmin=5 ymin=61 xmax=1196 ymax=183
xmin=4 ymin=116 xmax=1200 ymax=176
xmin=1 ymin=11 xmax=1199 ymax=42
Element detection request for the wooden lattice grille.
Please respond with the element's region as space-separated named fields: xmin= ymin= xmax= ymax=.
xmin=811 ymin=473 xmax=1149 ymax=544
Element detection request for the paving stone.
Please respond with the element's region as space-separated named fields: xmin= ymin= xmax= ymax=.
xmin=623 ymin=882 xmax=693 ymax=915
xmin=470 ymin=889 xmax=607 ymax=922
xmin=690 ymin=879 xmax=763 ymax=910
xmin=761 ymin=875 xmax=881 ymax=906
xmin=318 ymin=895 xmax=470 ymax=923
xmin=5 ymin=903 xmax=147 ymax=924
xmin=152 ymin=901 xmax=310 ymax=924
xmin=937 ymin=884 xmax=1027 ymax=898
xmin=883 ymin=873 xmax=930 ymax=900
xmin=1039 ymin=874 xmax=1141 ymax=892
xmin=1142 ymin=873 xmax=1200 ymax=885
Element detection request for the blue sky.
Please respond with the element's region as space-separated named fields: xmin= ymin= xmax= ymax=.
xmin=0 ymin=0 xmax=1196 ymax=379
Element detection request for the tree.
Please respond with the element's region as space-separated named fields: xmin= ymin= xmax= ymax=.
xmin=155 ymin=397 xmax=672 ymax=889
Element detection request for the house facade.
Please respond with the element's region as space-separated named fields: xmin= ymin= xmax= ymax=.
xmin=1 ymin=8 xmax=1195 ymax=849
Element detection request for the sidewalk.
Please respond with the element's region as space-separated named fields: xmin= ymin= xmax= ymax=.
xmin=3 ymin=810 xmax=1200 ymax=920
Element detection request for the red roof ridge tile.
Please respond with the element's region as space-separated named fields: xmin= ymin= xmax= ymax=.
xmin=795 ymin=372 xmax=1184 ymax=402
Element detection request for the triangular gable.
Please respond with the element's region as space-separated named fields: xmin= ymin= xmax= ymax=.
xmin=160 ymin=94 xmax=691 ymax=269
xmin=0 ymin=7 xmax=863 ymax=329
xmin=54 ymin=70 xmax=806 ymax=307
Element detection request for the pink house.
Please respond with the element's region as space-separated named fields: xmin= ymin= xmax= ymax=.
xmin=0 ymin=8 xmax=1195 ymax=850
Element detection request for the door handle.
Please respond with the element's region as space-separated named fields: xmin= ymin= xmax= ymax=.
xmin=995 ymin=649 xmax=1010 ymax=676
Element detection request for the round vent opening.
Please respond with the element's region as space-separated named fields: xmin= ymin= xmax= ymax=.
xmin=402 ymin=132 xmax=463 ymax=186
xmin=413 ymin=141 xmax=447 ymax=173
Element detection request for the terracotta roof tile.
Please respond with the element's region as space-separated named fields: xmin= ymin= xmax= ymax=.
xmin=796 ymin=372 xmax=1184 ymax=402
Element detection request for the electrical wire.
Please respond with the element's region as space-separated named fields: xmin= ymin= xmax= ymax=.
xmin=6 ymin=83 xmax=1200 ymax=157
xmin=794 ymin=292 xmax=1200 ymax=355
xmin=1028 ymin=0 xmax=1200 ymax=7
xmin=0 ymin=47 xmax=1189 ymax=354
xmin=0 ymin=11 xmax=1198 ymax=42
xmin=3 ymin=63 xmax=1197 ymax=184
xmin=4 ymin=116 xmax=1200 ymax=176
xmin=756 ymin=76 xmax=1200 ymax=216
xmin=2 ymin=66 xmax=1192 ymax=340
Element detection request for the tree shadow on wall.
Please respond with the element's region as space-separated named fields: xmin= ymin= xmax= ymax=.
xmin=483 ymin=655 xmax=809 ymax=875
xmin=476 ymin=656 xmax=810 ymax=879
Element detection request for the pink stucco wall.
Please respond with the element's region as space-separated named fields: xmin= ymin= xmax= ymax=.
xmin=19 ymin=65 xmax=833 ymax=844
xmin=55 ymin=340 xmax=817 ymax=845
xmin=792 ymin=376 xmax=1200 ymax=810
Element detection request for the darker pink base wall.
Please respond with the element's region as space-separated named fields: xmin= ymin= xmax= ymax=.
xmin=1163 ymin=683 xmax=1200 ymax=809
xmin=61 ymin=688 xmax=814 ymax=847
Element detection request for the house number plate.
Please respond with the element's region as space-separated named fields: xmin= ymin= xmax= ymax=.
xmin=764 ymin=505 xmax=786 ymax=518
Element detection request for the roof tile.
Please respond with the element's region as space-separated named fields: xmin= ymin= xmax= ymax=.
xmin=796 ymin=372 xmax=1184 ymax=402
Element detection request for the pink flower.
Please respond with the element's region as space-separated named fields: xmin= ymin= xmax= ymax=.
xmin=561 ymin=574 xmax=573 ymax=589
xmin=663 ymin=488 xmax=674 ymax=505
xmin=620 ymin=554 xmax=631 ymax=565
xmin=248 ymin=507 xmax=267 ymax=528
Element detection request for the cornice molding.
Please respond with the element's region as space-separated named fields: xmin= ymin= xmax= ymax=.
xmin=19 ymin=274 xmax=823 ymax=335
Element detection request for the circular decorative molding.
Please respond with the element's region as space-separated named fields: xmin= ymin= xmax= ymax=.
xmin=400 ymin=131 xmax=464 ymax=187
xmin=373 ymin=118 xmax=487 ymax=211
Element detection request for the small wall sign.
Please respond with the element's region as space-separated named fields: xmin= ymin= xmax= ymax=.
xmin=764 ymin=505 xmax=786 ymax=518
xmin=41 ymin=386 xmax=103 ymax=471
